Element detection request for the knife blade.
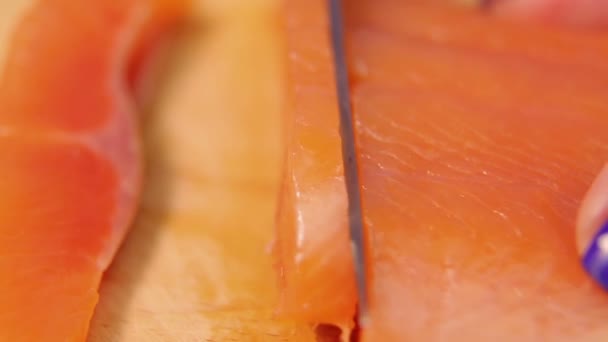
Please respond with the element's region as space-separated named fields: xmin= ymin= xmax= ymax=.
xmin=327 ymin=0 xmax=370 ymax=325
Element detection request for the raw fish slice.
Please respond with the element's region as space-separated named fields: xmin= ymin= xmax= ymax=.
xmin=274 ymin=0 xmax=356 ymax=328
xmin=277 ymin=0 xmax=608 ymax=340
xmin=0 ymin=0 xmax=187 ymax=340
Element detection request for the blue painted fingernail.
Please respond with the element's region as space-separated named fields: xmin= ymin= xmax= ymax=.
xmin=582 ymin=221 xmax=608 ymax=291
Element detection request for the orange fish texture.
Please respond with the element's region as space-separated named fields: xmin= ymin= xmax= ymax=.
xmin=0 ymin=0 xmax=186 ymax=341
xmin=275 ymin=0 xmax=608 ymax=341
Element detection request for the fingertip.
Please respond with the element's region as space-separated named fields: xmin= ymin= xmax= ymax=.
xmin=576 ymin=163 xmax=608 ymax=253
xmin=581 ymin=221 xmax=608 ymax=291
xmin=485 ymin=0 xmax=608 ymax=27
xmin=487 ymin=0 xmax=551 ymax=16
xmin=578 ymin=163 xmax=608 ymax=290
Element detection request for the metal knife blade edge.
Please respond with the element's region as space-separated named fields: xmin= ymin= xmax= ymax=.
xmin=327 ymin=0 xmax=370 ymax=326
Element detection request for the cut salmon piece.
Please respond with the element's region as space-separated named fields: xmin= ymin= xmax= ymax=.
xmin=0 ymin=0 xmax=187 ymax=340
xmin=277 ymin=0 xmax=608 ymax=340
xmin=274 ymin=0 xmax=357 ymax=328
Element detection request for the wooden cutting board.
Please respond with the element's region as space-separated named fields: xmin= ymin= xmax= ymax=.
xmin=0 ymin=0 xmax=316 ymax=340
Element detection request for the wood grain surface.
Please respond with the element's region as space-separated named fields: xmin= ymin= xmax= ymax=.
xmin=0 ymin=0 xmax=316 ymax=340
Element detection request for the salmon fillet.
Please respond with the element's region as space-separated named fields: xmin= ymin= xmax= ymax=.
xmin=0 ymin=0 xmax=186 ymax=340
xmin=276 ymin=0 xmax=608 ymax=340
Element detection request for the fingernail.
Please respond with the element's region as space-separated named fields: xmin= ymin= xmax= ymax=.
xmin=582 ymin=220 xmax=608 ymax=290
